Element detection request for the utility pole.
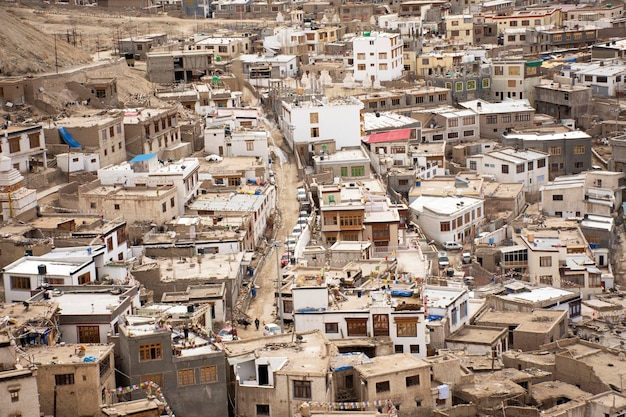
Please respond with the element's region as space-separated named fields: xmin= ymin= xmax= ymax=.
xmin=54 ymin=34 xmax=59 ymax=74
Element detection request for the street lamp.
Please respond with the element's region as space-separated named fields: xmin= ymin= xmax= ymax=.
xmin=274 ymin=241 xmax=285 ymax=333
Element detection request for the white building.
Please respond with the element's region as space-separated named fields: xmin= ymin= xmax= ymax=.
xmin=292 ymin=282 xmax=428 ymax=358
xmin=466 ymin=147 xmax=549 ymax=193
xmin=2 ymin=255 xmax=97 ymax=302
xmin=0 ymin=156 xmax=37 ymax=221
xmin=409 ymin=195 xmax=484 ymax=244
xmin=0 ymin=124 xmax=47 ymax=174
xmin=563 ymin=63 xmax=626 ymax=97
xmin=57 ymin=151 xmax=100 ymax=173
xmin=204 ymin=127 xmax=269 ymax=163
xmin=540 ymin=170 xmax=625 ymax=218
xmin=352 ymin=32 xmax=404 ymax=82
xmin=280 ymin=96 xmax=363 ymax=152
xmin=237 ymin=53 xmax=298 ymax=87
xmin=423 ymin=285 xmax=471 ymax=344
xmin=97 ymin=154 xmax=200 ymax=216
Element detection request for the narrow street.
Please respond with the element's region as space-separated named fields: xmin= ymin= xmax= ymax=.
xmin=237 ymin=119 xmax=300 ymax=339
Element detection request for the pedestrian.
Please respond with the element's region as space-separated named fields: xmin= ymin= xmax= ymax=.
xmin=254 ymin=318 xmax=260 ymax=331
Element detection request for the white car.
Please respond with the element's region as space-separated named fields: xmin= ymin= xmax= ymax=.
xmin=263 ymin=323 xmax=281 ymax=336
xmin=285 ymin=237 xmax=296 ymax=251
xmin=438 ymin=251 xmax=450 ymax=268
xmin=291 ymin=224 xmax=303 ymax=237
xmin=462 ymin=252 xmax=472 ymax=264
xmin=442 ymin=241 xmax=462 ymax=250
xmin=297 ymin=188 xmax=307 ymax=201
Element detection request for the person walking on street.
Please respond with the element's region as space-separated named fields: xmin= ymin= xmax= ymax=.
xmin=254 ymin=318 xmax=260 ymax=331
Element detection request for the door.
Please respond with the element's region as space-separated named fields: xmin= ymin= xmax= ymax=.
xmin=258 ymin=364 xmax=269 ymax=386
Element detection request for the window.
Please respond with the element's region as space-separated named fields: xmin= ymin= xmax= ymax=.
xmin=494 ymin=66 xmax=504 ymax=75
xmin=351 ymin=166 xmax=365 ymax=176
xmin=516 ymin=164 xmax=525 ymax=173
xmin=178 ymin=369 xmax=195 ymax=386
xmin=8 ymin=137 xmax=20 ymax=153
xmin=510 ymin=20 xmax=518 ymax=26
xmin=199 ymin=366 xmax=217 ymax=383
xmin=142 ymin=374 xmax=163 ymax=387
xmin=357 ymin=53 xmax=366 ymax=60
xmin=486 ymin=115 xmax=497 ymax=124
xmin=395 ymin=345 xmax=404 ymax=353
xmin=540 ymin=256 xmax=552 ymax=267
xmin=325 ymin=323 xmax=339 ymax=333
xmin=440 ymin=221 xmax=450 ymax=232
xmin=573 ymin=145 xmax=585 ymax=154
xmin=528 ymin=161 xmax=534 ymax=171
xmin=310 ymin=113 xmax=319 ymax=124
xmin=538 ymin=158 xmax=546 ymax=168
xmin=501 ymin=164 xmax=509 ymax=174
xmin=293 ymin=380 xmax=312 ymax=400
xmin=9 ymin=388 xmax=19 ymax=402
xmin=501 ymin=114 xmax=511 ymax=123
xmin=324 ymin=215 xmax=338 ymax=225
xmin=162 ymin=202 xmax=167 ymax=213
xmin=508 ymin=66 xmax=520 ymax=76
xmin=396 ymin=318 xmax=418 ymax=337
xmin=376 ymin=381 xmax=390 ymax=393
xmin=406 ymin=375 xmax=420 ymax=387
xmin=552 ymin=194 xmax=563 ymax=201
xmin=448 ymin=118 xmax=459 ymax=128
xmin=10 ymin=276 xmax=30 ymax=290
xmin=574 ymin=161 xmax=584 ymax=169
xmin=29 ymin=132 xmax=40 ymax=149
xmin=114 ymin=204 xmax=120 ymax=210
xmin=55 ymin=374 xmax=75 ymax=385
xmin=373 ymin=314 xmax=389 ymax=336
xmin=78 ymin=326 xmax=100 ymax=343
xmin=311 ymin=127 xmax=319 ymax=138
xmin=549 ymin=146 xmax=562 ymax=155
xmin=139 ymin=343 xmax=162 ymax=361
xmin=462 ymin=115 xmax=475 ymax=125
xmin=256 ymin=405 xmax=270 ymax=416
xmin=464 ymin=130 xmax=474 ymax=137
xmin=470 ymin=160 xmax=477 ymax=170
xmin=448 ymin=132 xmax=459 ymax=139
xmin=379 ymin=63 xmax=388 ymax=70
xmin=345 ymin=318 xmax=368 ymax=336
xmin=357 ymin=64 xmax=366 ymax=71
xmin=410 ymin=345 xmax=420 ymax=354
xmin=515 ymin=113 xmax=531 ymax=122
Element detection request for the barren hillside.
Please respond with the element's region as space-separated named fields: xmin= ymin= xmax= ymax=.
xmin=0 ymin=7 xmax=93 ymax=75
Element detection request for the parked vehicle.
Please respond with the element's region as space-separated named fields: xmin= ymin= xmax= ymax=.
xmin=291 ymin=224 xmax=303 ymax=237
xmin=438 ymin=251 xmax=449 ymax=268
xmin=297 ymin=188 xmax=307 ymax=201
xmin=217 ymin=327 xmax=236 ymax=342
xmin=281 ymin=252 xmax=290 ymax=267
xmin=462 ymin=252 xmax=472 ymax=264
xmin=443 ymin=241 xmax=462 ymax=250
xmin=263 ymin=323 xmax=281 ymax=336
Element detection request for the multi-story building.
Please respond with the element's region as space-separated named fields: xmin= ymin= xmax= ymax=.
xmin=491 ymin=59 xmax=542 ymax=105
xmin=398 ymin=0 xmax=447 ymax=19
xmin=0 ymin=124 xmax=46 ymax=174
xmin=236 ymin=53 xmax=298 ymax=87
xmin=483 ymin=8 xmax=562 ymax=32
xmin=562 ymin=63 xmax=626 ymax=97
xmin=409 ymin=195 xmax=484 ymax=244
xmin=225 ymin=330 xmax=332 ymax=417
xmin=458 ymin=99 xmax=535 ymax=139
xmin=444 ymin=15 xmax=474 ymax=45
xmin=355 ymin=86 xmax=452 ymax=113
xmin=312 ymin=146 xmax=372 ymax=179
xmin=0 ymin=155 xmax=37 ymax=222
xmin=32 ymin=344 xmax=116 ymax=417
xmin=524 ymin=27 xmax=597 ymax=55
xmin=118 ymin=33 xmax=168 ymax=60
xmin=292 ymin=279 xmax=428 ymax=357
xmin=502 ymin=130 xmax=592 ymax=179
xmin=192 ymin=36 xmax=250 ymax=61
xmin=123 ymin=107 xmax=184 ymax=158
xmin=413 ymin=107 xmax=480 ymax=143
xmin=117 ymin=317 xmax=228 ymax=417
xmin=48 ymin=112 xmax=127 ymax=167
xmin=423 ymin=285 xmax=471 ymax=350
xmin=540 ymin=171 xmax=625 ymax=218
xmin=146 ymin=50 xmax=214 ymax=83
xmin=280 ymin=95 xmax=363 ymax=157
xmin=466 ymin=147 xmax=549 ymax=193
xmin=534 ymin=80 xmax=592 ymax=125
xmin=352 ymin=32 xmax=404 ymax=83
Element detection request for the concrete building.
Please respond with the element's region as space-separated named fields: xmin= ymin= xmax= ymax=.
xmin=97 ymin=154 xmax=200 ymax=216
xmin=481 ymin=181 xmax=526 ymax=219
xmin=117 ymin=33 xmax=168 ymax=60
xmin=0 ymin=367 xmax=40 ymax=417
xmin=117 ymin=317 xmax=228 ymax=417
xmin=474 ymin=308 xmax=567 ymax=351
xmin=280 ymin=95 xmax=363 ymax=156
xmin=146 ymin=50 xmax=214 ymax=84
xmin=466 ymin=147 xmax=549 ymax=194
xmin=123 ymin=107 xmax=185 ymax=159
xmin=483 ymin=8 xmax=562 ymax=31
xmin=491 ymin=59 xmax=543 ymax=107
xmin=412 ymin=107 xmax=480 ymax=143
xmin=534 ymin=80 xmax=592 ymax=125
xmin=409 ymin=195 xmax=484 ymax=245
xmin=352 ymin=32 xmax=404 ymax=83
xmin=0 ymin=155 xmax=38 ymax=222
xmin=486 ymin=286 xmax=582 ymax=322
xmin=540 ymin=171 xmax=625 ymax=218
xmin=354 ymin=354 xmax=433 ymax=417
xmin=292 ymin=278 xmax=428 ymax=357
xmin=502 ymin=130 xmax=593 ymax=179
xmin=355 ymin=86 xmax=452 ymax=113
xmin=312 ymin=146 xmax=371 ymax=179
xmin=225 ymin=330 xmax=331 ymax=417
xmin=524 ymin=27 xmax=598 ymax=55
xmin=236 ymin=53 xmax=298 ymax=87
xmin=31 ymin=343 xmax=116 ymax=417
xmin=445 ymin=325 xmax=509 ymax=356
xmin=424 ymin=285 xmax=471 ymax=350
xmin=204 ymin=128 xmax=269 ymax=162
xmin=26 ymin=284 xmax=139 ymax=344
xmin=564 ymin=63 xmax=626 ymax=97
xmin=0 ymin=124 xmax=47 ymax=174
xmin=47 ymin=112 xmax=127 ymax=167
xmin=444 ymin=15 xmax=474 ymax=45
xmin=458 ymin=99 xmax=535 ymax=139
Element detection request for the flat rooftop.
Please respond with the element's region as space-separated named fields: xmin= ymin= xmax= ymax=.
xmin=476 ymin=309 xmax=564 ymax=332
xmin=27 ymin=343 xmax=113 ymax=365
xmin=447 ymin=325 xmax=506 ymax=345
xmin=148 ymin=252 xmax=244 ymax=281
xmin=355 ymin=354 xmax=429 ymax=378
xmin=55 ymin=113 xmax=121 ymax=128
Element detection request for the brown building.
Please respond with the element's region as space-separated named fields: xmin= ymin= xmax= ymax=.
xmin=123 ymin=107 xmax=186 ymax=158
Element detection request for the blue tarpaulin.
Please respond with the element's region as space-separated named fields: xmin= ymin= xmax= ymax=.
xmin=129 ymin=153 xmax=158 ymax=163
xmin=58 ymin=127 xmax=81 ymax=148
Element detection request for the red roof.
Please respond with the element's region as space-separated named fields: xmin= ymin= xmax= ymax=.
xmin=366 ymin=128 xmax=412 ymax=144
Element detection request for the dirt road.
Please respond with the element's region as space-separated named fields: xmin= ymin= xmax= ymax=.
xmin=237 ymin=120 xmax=300 ymax=339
